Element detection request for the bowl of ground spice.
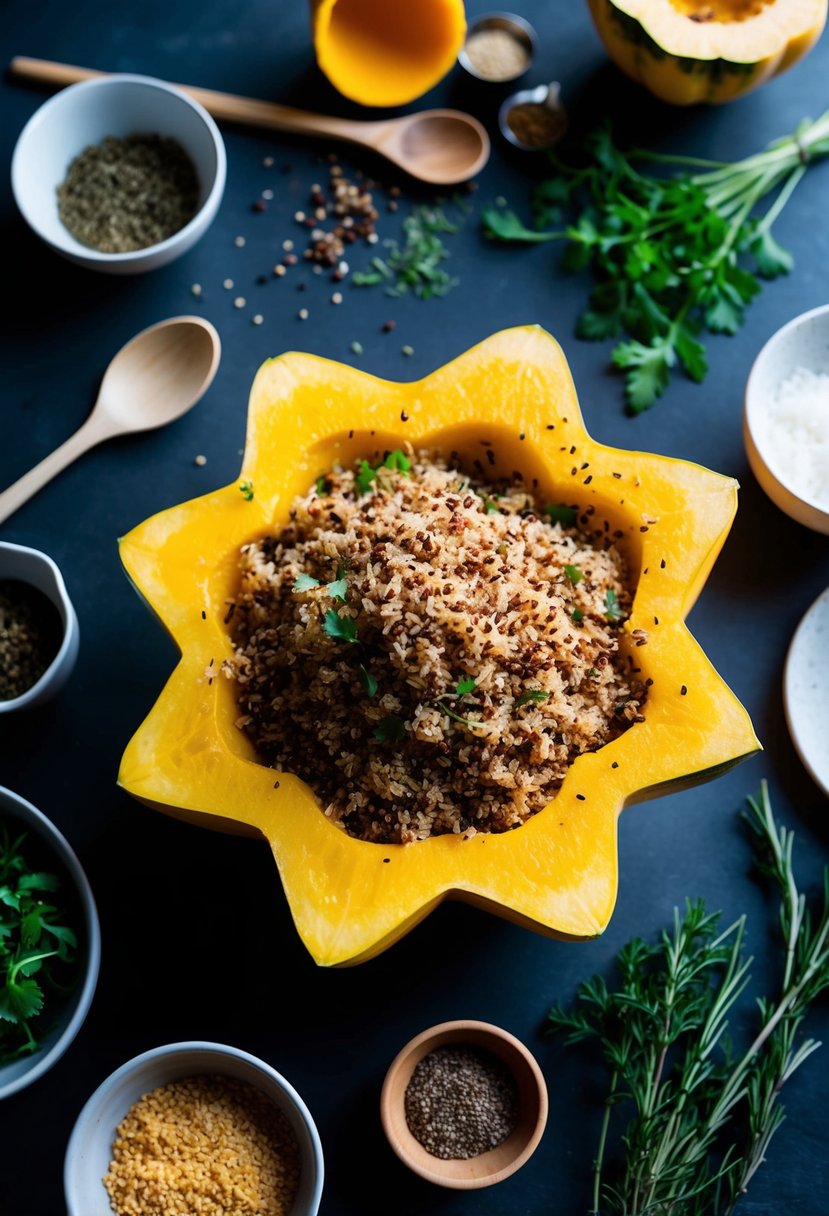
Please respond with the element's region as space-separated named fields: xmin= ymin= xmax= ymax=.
xmin=381 ymin=1019 xmax=547 ymax=1188
xmin=64 ymin=1041 xmax=324 ymax=1216
xmin=0 ymin=542 xmax=79 ymax=714
xmin=499 ymin=81 xmax=568 ymax=151
xmin=458 ymin=12 xmax=537 ymax=83
xmin=11 ymin=74 xmax=225 ymax=274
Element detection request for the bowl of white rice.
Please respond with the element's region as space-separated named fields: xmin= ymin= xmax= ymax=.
xmin=744 ymin=303 xmax=829 ymax=535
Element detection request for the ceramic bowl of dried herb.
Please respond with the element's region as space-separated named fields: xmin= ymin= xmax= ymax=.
xmin=0 ymin=785 xmax=100 ymax=1100
xmin=0 ymin=541 xmax=79 ymax=714
xmin=11 ymin=74 xmax=226 ymax=274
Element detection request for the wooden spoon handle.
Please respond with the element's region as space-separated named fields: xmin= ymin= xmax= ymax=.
xmin=0 ymin=413 xmax=113 ymax=526
xmin=10 ymin=57 xmax=385 ymax=144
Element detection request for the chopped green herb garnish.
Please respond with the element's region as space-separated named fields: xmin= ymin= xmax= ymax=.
xmin=588 ymin=667 xmax=600 ymax=678
xmin=315 ymin=476 xmax=327 ymax=496
xmin=354 ymin=205 xmax=461 ymax=300
xmin=605 ymin=588 xmax=623 ymax=622
xmin=515 ymin=689 xmax=550 ymax=707
xmin=359 ymin=665 xmax=378 ymax=697
xmin=326 ymin=577 xmax=348 ymax=602
xmin=293 ymin=573 xmax=321 ymax=593
xmin=373 ymin=714 xmax=406 ymax=742
xmin=323 ymin=609 xmax=358 ymax=644
xmin=564 ymin=564 xmax=583 ymax=585
xmin=356 ymin=460 xmax=377 ymax=496
xmin=484 ymin=498 xmax=501 ymax=514
xmin=383 ymin=449 xmax=411 ymax=474
xmin=238 ymin=479 xmax=254 ymax=501
xmin=571 ymin=607 xmax=584 ymax=622
xmin=456 ymin=677 xmax=477 ymax=696
xmin=546 ymin=504 xmax=578 ymax=526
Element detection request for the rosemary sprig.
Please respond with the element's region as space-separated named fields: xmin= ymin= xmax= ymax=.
xmin=547 ymin=782 xmax=829 ymax=1215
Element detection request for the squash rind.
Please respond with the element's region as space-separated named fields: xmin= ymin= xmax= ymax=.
xmin=587 ymin=0 xmax=827 ymax=104
xmin=118 ymin=326 xmax=760 ymax=966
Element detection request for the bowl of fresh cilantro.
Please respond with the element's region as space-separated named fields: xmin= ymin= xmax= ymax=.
xmin=0 ymin=785 xmax=100 ymax=1099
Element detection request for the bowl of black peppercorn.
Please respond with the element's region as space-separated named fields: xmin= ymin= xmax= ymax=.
xmin=0 ymin=542 xmax=79 ymax=714
xmin=380 ymin=1019 xmax=548 ymax=1188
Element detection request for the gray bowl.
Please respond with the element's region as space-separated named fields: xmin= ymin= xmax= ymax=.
xmin=458 ymin=11 xmax=538 ymax=83
xmin=0 ymin=541 xmax=79 ymax=713
xmin=0 ymin=786 xmax=100 ymax=1099
xmin=65 ymin=1041 xmax=324 ymax=1215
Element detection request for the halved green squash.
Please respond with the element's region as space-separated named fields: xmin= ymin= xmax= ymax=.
xmin=587 ymin=0 xmax=827 ymax=104
xmin=118 ymin=327 xmax=760 ymax=965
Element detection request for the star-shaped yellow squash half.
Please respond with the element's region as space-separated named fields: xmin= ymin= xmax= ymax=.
xmin=119 ymin=326 xmax=759 ymax=966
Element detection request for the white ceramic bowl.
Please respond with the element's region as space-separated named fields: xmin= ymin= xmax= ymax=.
xmin=783 ymin=584 xmax=829 ymax=798
xmin=0 ymin=541 xmax=79 ymax=713
xmin=744 ymin=303 xmax=829 ymax=534
xmin=64 ymin=1041 xmax=324 ymax=1216
xmin=0 ymin=786 xmax=100 ymax=1099
xmin=11 ymin=74 xmax=226 ymax=274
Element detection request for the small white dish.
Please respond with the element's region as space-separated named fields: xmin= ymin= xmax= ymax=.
xmin=64 ymin=1041 xmax=324 ymax=1216
xmin=0 ymin=785 xmax=100 ymax=1099
xmin=11 ymin=74 xmax=226 ymax=274
xmin=744 ymin=303 xmax=829 ymax=535
xmin=0 ymin=541 xmax=79 ymax=713
xmin=784 ymin=585 xmax=829 ymax=798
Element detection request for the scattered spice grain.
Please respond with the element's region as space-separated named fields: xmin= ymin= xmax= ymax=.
xmin=0 ymin=580 xmax=62 ymax=701
xmin=404 ymin=1045 xmax=518 ymax=1159
xmin=103 ymin=1074 xmax=300 ymax=1216
xmin=57 ymin=134 xmax=198 ymax=253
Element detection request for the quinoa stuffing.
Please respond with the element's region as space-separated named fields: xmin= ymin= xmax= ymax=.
xmin=103 ymin=1075 xmax=300 ymax=1216
xmin=224 ymin=451 xmax=646 ymax=844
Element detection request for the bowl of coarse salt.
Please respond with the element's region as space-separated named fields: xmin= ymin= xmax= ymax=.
xmin=744 ymin=303 xmax=829 ymax=535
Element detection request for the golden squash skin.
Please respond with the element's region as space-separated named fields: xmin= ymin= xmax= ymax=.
xmin=118 ymin=327 xmax=760 ymax=966
xmin=587 ymin=0 xmax=827 ymax=104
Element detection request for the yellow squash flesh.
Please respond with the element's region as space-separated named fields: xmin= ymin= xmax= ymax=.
xmin=119 ymin=327 xmax=760 ymax=966
xmin=587 ymin=0 xmax=827 ymax=104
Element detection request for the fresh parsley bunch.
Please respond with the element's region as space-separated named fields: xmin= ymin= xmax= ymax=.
xmin=483 ymin=115 xmax=829 ymax=412
xmin=0 ymin=827 xmax=78 ymax=1063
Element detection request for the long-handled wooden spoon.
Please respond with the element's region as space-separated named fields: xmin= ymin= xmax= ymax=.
xmin=0 ymin=316 xmax=220 ymax=526
xmin=10 ymin=57 xmax=490 ymax=186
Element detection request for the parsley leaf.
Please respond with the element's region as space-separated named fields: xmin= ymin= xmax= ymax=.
xmin=572 ymin=607 xmax=584 ymax=622
xmin=373 ymin=714 xmax=406 ymax=742
xmin=323 ymin=610 xmax=358 ymax=644
xmin=456 ymin=677 xmax=477 ymax=695
xmin=515 ymin=690 xmax=551 ymax=707
xmin=605 ymin=588 xmax=623 ymax=622
xmin=315 ymin=475 xmax=328 ymax=496
xmin=545 ymin=504 xmax=578 ymax=526
xmin=356 ymin=460 xmax=377 ymax=495
xmin=358 ymin=665 xmax=378 ymax=697
xmin=293 ymin=573 xmax=321 ymax=593
xmin=564 ymin=564 xmax=583 ymax=585
xmin=383 ymin=450 xmax=411 ymax=474
xmin=483 ymin=206 xmax=560 ymax=244
xmin=238 ymin=479 xmax=254 ymax=501
xmin=326 ymin=577 xmax=348 ymax=602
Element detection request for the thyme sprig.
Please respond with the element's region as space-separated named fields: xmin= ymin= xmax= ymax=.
xmin=547 ymin=782 xmax=829 ymax=1216
xmin=483 ymin=115 xmax=829 ymax=411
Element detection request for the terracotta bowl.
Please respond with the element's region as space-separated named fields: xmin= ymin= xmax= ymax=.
xmin=380 ymin=1019 xmax=547 ymax=1189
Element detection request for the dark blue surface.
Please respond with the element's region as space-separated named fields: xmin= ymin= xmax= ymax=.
xmin=2 ymin=3 xmax=829 ymax=1213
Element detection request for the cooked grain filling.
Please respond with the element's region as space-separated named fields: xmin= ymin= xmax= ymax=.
xmin=225 ymin=453 xmax=646 ymax=844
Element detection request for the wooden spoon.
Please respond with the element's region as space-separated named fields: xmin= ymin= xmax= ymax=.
xmin=10 ymin=57 xmax=490 ymax=186
xmin=0 ymin=316 xmax=220 ymax=526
